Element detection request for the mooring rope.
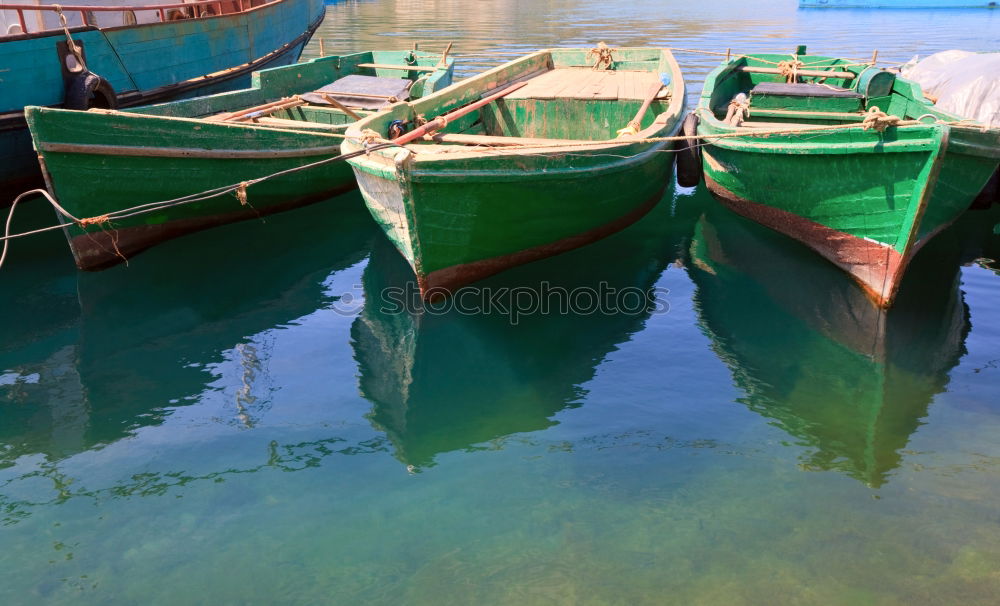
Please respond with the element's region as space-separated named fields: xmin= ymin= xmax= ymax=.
xmin=587 ymin=42 xmax=616 ymax=70
xmin=777 ymin=60 xmax=805 ymax=83
xmin=0 ymin=143 xmax=398 ymax=267
xmin=52 ymin=5 xmax=88 ymax=72
xmin=861 ymin=107 xmax=903 ymax=132
xmin=451 ymin=47 xmax=881 ymax=67
xmin=3 ymin=107 xmax=980 ymax=268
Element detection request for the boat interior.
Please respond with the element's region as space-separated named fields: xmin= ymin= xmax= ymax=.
xmin=125 ymin=50 xmax=453 ymax=133
xmin=704 ymin=54 xmax=945 ymax=130
xmin=471 ymin=67 xmax=671 ymax=140
xmin=353 ymin=48 xmax=683 ymax=150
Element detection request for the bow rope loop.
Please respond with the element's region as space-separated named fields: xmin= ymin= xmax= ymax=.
xmin=53 ymin=5 xmax=88 ymax=72
xmin=862 ymin=106 xmax=902 ymax=133
xmin=587 ymin=42 xmax=615 ymax=71
xmin=777 ymin=60 xmax=804 ymax=83
xmin=360 ymin=128 xmax=388 ymax=153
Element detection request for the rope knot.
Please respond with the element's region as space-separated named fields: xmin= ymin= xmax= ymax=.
xmin=77 ymin=214 xmax=109 ymax=227
xmin=777 ymin=60 xmax=804 ymax=83
xmin=587 ymin=42 xmax=615 ymax=71
xmin=360 ymin=128 xmax=387 ymax=153
xmin=725 ymin=93 xmax=750 ymax=127
xmin=861 ymin=106 xmax=901 ymax=133
xmin=235 ymin=182 xmax=249 ymax=206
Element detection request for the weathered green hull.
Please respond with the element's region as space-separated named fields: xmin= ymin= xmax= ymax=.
xmin=25 ymin=52 xmax=454 ymax=269
xmin=352 ymin=143 xmax=672 ymax=293
xmin=696 ymin=52 xmax=1000 ymax=307
xmin=345 ymin=48 xmax=686 ymax=296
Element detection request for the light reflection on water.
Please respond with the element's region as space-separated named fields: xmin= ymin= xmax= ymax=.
xmin=1 ymin=1 xmax=1000 ymax=603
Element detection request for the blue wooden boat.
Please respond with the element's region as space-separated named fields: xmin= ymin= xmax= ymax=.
xmin=800 ymin=0 xmax=997 ymax=6
xmin=0 ymin=0 xmax=324 ymax=199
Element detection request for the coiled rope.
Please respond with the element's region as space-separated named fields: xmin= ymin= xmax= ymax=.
xmin=861 ymin=107 xmax=903 ymax=132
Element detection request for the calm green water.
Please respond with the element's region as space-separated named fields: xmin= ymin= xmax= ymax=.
xmin=3 ymin=1 xmax=1000 ymax=603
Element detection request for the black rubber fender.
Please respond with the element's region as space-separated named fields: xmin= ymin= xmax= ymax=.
xmin=65 ymin=71 xmax=118 ymax=111
xmin=674 ymin=112 xmax=702 ymax=188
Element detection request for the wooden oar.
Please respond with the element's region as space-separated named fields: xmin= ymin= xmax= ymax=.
xmin=390 ymin=81 xmax=529 ymax=146
xmin=618 ymin=82 xmax=664 ymax=137
xmin=319 ymin=93 xmax=362 ymax=120
xmin=207 ymin=97 xmax=305 ymax=122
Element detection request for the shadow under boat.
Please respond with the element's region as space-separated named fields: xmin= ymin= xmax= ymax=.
xmin=351 ymin=188 xmax=704 ymax=469
xmin=684 ymin=199 xmax=998 ymax=487
xmin=957 ymin=205 xmax=1000 ymax=274
xmin=1 ymin=195 xmax=378 ymax=470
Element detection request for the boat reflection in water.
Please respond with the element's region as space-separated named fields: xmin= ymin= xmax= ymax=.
xmin=685 ymin=201 xmax=1000 ymax=487
xmin=0 ymin=197 xmax=377 ymax=491
xmin=351 ymin=191 xmax=701 ymax=469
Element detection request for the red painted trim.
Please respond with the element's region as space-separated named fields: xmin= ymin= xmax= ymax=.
xmin=704 ymin=173 xmax=907 ymax=308
xmin=0 ymin=0 xmax=272 ymax=17
xmin=67 ymin=182 xmax=355 ymax=270
xmin=416 ymin=185 xmax=666 ymax=299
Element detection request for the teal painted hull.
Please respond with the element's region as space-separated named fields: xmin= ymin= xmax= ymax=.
xmin=0 ymin=0 xmax=324 ymax=199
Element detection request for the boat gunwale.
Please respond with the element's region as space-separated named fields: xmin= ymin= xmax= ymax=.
xmin=23 ymin=50 xmax=456 ymax=143
xmin=2 ymin=7 xmax=326 ymax=120
xmin=0 ymin=0 xmax=306 ymax=38
xmin=344 ymin=47 xmax=687 ymax=170
xmin=695 ymin=52 xmax=989 ymax=141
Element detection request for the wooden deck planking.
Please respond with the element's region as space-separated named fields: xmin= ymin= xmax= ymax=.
xmin=506 ymin=68 xmax=660 ymax=101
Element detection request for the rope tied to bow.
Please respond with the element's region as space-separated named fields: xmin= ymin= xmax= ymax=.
xmin=587 ymin=42 xmax=615 ymax=71
xmin=360 ymin=128 xmax=388 ymax=153
xmin=862 ymin=106 xmax=902 ymax=132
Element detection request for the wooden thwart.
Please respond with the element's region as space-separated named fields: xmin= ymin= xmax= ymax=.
xmin=253 ymin=117 xmax=349 ymax=134
xmin=207 ymin=97 xmax=305 ymax=122
xmin=356 ymin=63 xmax=438 ymax=72
xmin=737 ymin=66 xmax=856 ymax=79
xmin=748 ymin=108 xmax=867 ymax=122
xmin=423 ymin=132 xmax=590 ymax=147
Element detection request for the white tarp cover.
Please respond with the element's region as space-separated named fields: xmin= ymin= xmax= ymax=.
xmin=902 ymin=50 xmax=1000 ymax=128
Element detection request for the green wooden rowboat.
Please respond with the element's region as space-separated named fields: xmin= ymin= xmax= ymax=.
xmin=343 ymin=47 xmax=685 ymax=297
xmin=691 ymin=47 xmax=1000 ymax=308
xmin=25 ymin=50 xmax=454 ymax=270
